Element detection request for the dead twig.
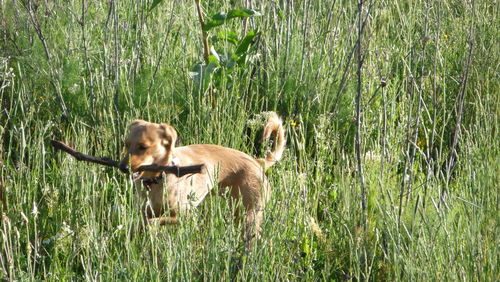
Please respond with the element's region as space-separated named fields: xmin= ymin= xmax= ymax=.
xmin=443 ymin=0 xmax=475 ymax=203
xmin=355 ymin=0 xmax=368 ymax=233
xmin=51 ymin=140 xmax=204 ymax=177
xmin=23 ymin=1 xmax=69 ymax=118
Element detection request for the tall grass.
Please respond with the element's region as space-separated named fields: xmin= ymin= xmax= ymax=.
xmin=1 ymin=0 xmax=498 ymax=280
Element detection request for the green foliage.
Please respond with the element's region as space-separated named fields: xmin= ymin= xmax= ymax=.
xmin=203 ymin=9 xmax=261 ymax=31
xmin=0 ymin=0 xmax=498 ymax=280
xmin=149 ymin=0 xmax=164 ymax=11
xmin=189 ymin=6 xmax=261 ymax=94
xmin=190 ymin=29 xmax=259 ymax=92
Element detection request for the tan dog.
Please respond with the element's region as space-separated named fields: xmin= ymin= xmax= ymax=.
xmin=120 ymin=112 xmax=285 ymax=246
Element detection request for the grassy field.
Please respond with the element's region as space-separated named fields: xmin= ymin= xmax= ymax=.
xmin=1 ymin=0 xmax=498 ymax=280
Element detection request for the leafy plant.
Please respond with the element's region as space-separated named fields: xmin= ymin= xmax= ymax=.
xmin=191 ymin=29 xmax=260 ymax=91
xmin=202 ymin=9 xmax=261 ymax=31
xmin=151 ymin=1 xmax=261 ymax=92
xmin=1 ymin=0 xmax=497 ymax=280
xmin=191 ymin=5 xmax=261 ymax=92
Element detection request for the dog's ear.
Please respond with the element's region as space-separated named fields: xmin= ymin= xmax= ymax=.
xmin=130 ymin=119 xmax=146 ymax=131
xmin=159 ymin=123 xmax=177 ymax=151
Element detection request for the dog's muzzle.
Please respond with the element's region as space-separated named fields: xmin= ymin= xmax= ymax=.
xmin=133 ymin=156 xmax=179 ymax=189
xmin=140 ymin=174 xmax=164 ymax=189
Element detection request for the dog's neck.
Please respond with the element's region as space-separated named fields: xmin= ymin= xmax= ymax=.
xmin=170 ymin=155 xmax=180 ymax=166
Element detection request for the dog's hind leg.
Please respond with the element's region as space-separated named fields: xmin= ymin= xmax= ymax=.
xmin=241 ymin=178 xmax=270 ymax=250
xmin=244 ymin=205 xmax=264 ymax=250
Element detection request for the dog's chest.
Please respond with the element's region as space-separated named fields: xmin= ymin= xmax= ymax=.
xmin=167 ymin=172 xmax=214 ymax=210
xmin=134 ymin=170 xmax=215 ymax=213
xmin=134 ymin=181 xmax=165 ymax=213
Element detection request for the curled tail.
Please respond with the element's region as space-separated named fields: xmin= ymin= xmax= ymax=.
xmin=259 ymin=112 xmax=286 ymax=171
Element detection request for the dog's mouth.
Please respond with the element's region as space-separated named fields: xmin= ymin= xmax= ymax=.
xmin=131 ymin=170 xmax=164 ymax=189
xmin=131 ymin=169 xmax=163 ymax=187
xmin=130 ymin=162 xmax=152 ymax=180
xmin=132 ymin=170 xmax=158 ymax=180
xmin=132 ymin=171 xmax=143 ymax=180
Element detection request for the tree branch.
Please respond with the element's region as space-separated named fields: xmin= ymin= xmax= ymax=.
xmin=51 ymin=140 xmax=204 ymax=177
xmin=443 ymin=0 xmax=475 ymax=202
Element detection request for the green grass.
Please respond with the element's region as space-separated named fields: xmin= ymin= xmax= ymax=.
xmin=1 ymin=0 xmax=498 ymax=280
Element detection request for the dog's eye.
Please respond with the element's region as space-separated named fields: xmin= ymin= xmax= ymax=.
xmin=138 ymin=144 xmax=147 ymax=151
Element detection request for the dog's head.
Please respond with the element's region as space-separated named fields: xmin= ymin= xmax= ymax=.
xmin=120 ymin=120 xmax=177 ymax=178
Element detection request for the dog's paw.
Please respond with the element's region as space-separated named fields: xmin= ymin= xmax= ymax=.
xmin=147 ymin=218 xmax=160 ymax=225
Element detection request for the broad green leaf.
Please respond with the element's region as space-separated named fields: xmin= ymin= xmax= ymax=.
xmin=226 ymin=9 xmax=261 ymax=20
xmin=203 ymin=9 xmax=261 ymax=31
xmin=225 ymin=55 xmax=236 ymax=69
xmin=189 ymin=59 xmax=219 ymax=90
xmin=203 ymin=14 xmax=227 ymax=31
xmin=208 ymin=54 xmax=220 ymax=65
xmin=189 ymin=63 xmax=210 ymax=90
xmin=235 ymin=30 xmax=258 ymax=56
xmin=149 ymin=0 xmax=163 ymax=11
xmin=216 ymin=30 xmax=239 ymax=45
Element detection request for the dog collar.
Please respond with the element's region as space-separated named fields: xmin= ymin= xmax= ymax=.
xmin=140 ymin=155 xmax=179 ymax=189
xmin=141 ymin=174 xmax=164 ymax=189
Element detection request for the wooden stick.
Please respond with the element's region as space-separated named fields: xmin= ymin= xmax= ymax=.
xmin=51 ymin=140 xmax=204 ymax=177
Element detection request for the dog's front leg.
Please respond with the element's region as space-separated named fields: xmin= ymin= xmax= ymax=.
xmin=148 ymin=216 xmax=178 ymax=225
xmin=148 ymin=210 xmax=178 ymax=225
